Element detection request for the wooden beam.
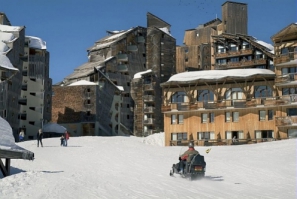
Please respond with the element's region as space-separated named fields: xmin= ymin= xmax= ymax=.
xmin=0 ymin=158 xmax=10 ymax=177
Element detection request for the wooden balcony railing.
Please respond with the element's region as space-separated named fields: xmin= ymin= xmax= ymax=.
xmin=275 ymin=73 xmax=297 ymax=85
xmin=275 ymin=116 xmax=297 ymax=126
xmin=161 ymin=95 xmax=297 ymax=112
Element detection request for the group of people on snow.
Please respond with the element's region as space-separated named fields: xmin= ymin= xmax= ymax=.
xmin=60 ymin=131 xmax=70 ymax=147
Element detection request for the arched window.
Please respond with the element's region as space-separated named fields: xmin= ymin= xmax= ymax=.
xmin=197 ymin=90 xmax=214 ymax=102
xmin=225 ymin=88 xmax=243 ymax=100
xmin=254 ymin=86 xmax=272 ymax=98
xmin=171 ymin=91 xmax=187 ymax=103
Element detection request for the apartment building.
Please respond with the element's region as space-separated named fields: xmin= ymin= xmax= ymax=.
xmin=53 ymin=12 xmax=175 ymax=137
xmin=271 ymin=23 xmax=297 ymax=138
xmin=161 ymin=2 xmax=296 ymax=146
xmin=20 ymin=36 xmax=52 ymax=140
xmin=53 ymin=25 xmax=147 ymax=136
xmin=0 ymin=13 xmax=52 ymax=141
xmin=131 ymin=13 xmax=176 ymax=137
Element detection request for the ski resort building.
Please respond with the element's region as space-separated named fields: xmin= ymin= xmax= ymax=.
xmin=0 ymin=13 xmax=52 ymax=141
xmin=53 ymin=13 xmax=175 ymax=136
xmin=271 ymin=23 xmax=297 ymax=139
xmin=161 ymin=2 xmax=297 ymax=146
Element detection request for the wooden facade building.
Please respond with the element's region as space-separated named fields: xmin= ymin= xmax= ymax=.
xmin=161 ymin=2 xmax=297 ymax=146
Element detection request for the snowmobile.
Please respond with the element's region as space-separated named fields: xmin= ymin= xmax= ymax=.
xmin=170 ymin=147 xmax=206 ymax=180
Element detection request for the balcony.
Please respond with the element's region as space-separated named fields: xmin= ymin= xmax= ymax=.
xmin=275 ymin=73 xmax=297 ymax=86
xmin=143 ymin=118 xmax=155 ymax=125
xmin=215 ymin=58 xmax=267 ymax=69
xmin=143 ymin=83 xmax=155 ymax=91
xmin=274 ymin=52 xmax=297 ymax=65
xmin=127 ymin=45 xmax=138 ymax=52
xmin=117 ymin=64 xmax=128 ymax=72
xmin=137 ymin=36 xmax=145 ymax=43
xmin=215 ymin=48 xmax=253 ymax=59
xmin=275 ymin=116 xmax=297 ymax=126
xmin=143 ymin=95 xmax=155 ymax=102
xmin=116 ymin=53 xmax=128 ymax=62
xmin=162 ymin=96 xmax=297 ymax=112
xmin=144 ymin=106 xmax=155 ymax=113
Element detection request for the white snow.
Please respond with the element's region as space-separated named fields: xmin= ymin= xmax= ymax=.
xmin=0 ymin=32 xmax=15 ymax=52
xmin=0 ymin=24 xmax=22 ymax=32
xmin=134 ymin=69 xmax=152 ymax=79
xmin=0 ymin=54 xmax=18 ymax=71
xmin=167 ymin=69 xmax=275 ymax=82
xmin=0 ymin=133 xmax=296 ymax=199
xmin=68 ymin=80 xmax=96 ymax=86
xmin=159 ymin=27 xmax=172 ymax=36
xmin=26 ymin=36 xmax=47 ymax=50
xmin=255 ymin=40 xmax=274 ymax=52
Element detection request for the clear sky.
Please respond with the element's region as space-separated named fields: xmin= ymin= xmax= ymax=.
xmin=1 ymin=0 xmax=296 ymax=84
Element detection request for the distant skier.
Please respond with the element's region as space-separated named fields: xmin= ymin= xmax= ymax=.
xmin=64 ymin=131 xmax=70 ymax=146
xmin=60 ymin=135 xmax=65 ymax=146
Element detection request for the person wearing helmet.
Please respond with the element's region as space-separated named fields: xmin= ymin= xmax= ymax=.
xmin=174 ymin=142 xmax=199 ymax=174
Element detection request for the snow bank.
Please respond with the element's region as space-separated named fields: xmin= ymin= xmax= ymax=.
xmin=142 ymin=132 xmax=165 ymax=146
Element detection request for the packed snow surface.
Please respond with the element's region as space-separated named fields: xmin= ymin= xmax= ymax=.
xmin=0 ymin=133 xmax=296 ymax=199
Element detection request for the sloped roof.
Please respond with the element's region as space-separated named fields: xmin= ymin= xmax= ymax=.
xmin=271 ymin=23 xmax=297 ymax=42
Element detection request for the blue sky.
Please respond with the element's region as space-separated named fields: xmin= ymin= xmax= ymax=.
xmin=2 ymin=0 xmax=296 ymax=84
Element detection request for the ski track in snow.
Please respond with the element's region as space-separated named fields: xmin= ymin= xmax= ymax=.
xmin=0 ymin=134 xmax=296 ymax=199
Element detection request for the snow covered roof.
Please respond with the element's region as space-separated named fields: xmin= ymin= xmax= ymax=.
xmin=68 ymin=80 xmax=97 ymax=86
xmin=26 ymin=36 xmax=46 ymax=50
xmin=163 ymin=69 xmax=275 ymax=85
xmin=133 ymin=69 xmax=152 ymax=79
xmin=254 ymin=40 xmax=274 ymax=52
xmin=0 ymin=54 xmax=18 ymax=71
xmin=104 ymin=29 xmax=132 ymax=42
xmin=0 ymin=32 xmax=15 ymax=52
xmin=0 ymin=116 xmax=34 ymax=160
xmin=158 ymin=27 xmax=172 ymax=36
xmin=117 ymin=86 xmax=124 ymax=91
xmin=0 ymin=24 xmax=22 ymax=32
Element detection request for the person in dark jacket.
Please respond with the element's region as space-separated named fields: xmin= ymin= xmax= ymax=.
xmin=174 ymin=142 xmax=199 ymax=174
xmin=37 ymin=129 xmax=43 ymax=147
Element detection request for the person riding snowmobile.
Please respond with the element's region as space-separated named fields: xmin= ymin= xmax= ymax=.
xmin=175 ymin=142 xmax=199 ymax=173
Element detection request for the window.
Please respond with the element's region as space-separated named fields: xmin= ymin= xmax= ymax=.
xmin=233 ymin=112 xmax=239 ymax=122
xmin=230 ymin=57 xmax=239 ymax=62
xmin=225 ymin=112 xmax=231 ymax=122
xmin=178 ymin=114 xmax=184 ymax=124
xmin=172 ymin=114 xmax=184 ymax=124
xmin=198 ymin=132 xmax=215 ymax=140
xmin=259 ymin=110 xmax=266 ymax=121
xmin=229 ymin=43 xmax=237 ymax=51
xmin=255 ymin=86 xmax=272 ymax=98
xmin=210 ymin=113 xmax=215 ymax=123
xmin=171 ymin=133 xmax=187 ymax=140
xmin=282 ymin=87 xmax=297 ymax=95
xmin=197 ymin=90 xmax=214 ymax=102
xmin=268 ymin=110 xmax=273 ymax=120
xmin=225 ymin=88 xmax=243 ymax=100
xmin=171 ymin=115 xmax=176 ymax=124
xmin=255 ymin=130 xmax=274 ymax=139
xmin=171 ymin=91 xmax=186 ymax=103
xmin=216 ymin=59 xmax=226 ymax=65
xmin=201 ymin=113 xmax=208 ymax=123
